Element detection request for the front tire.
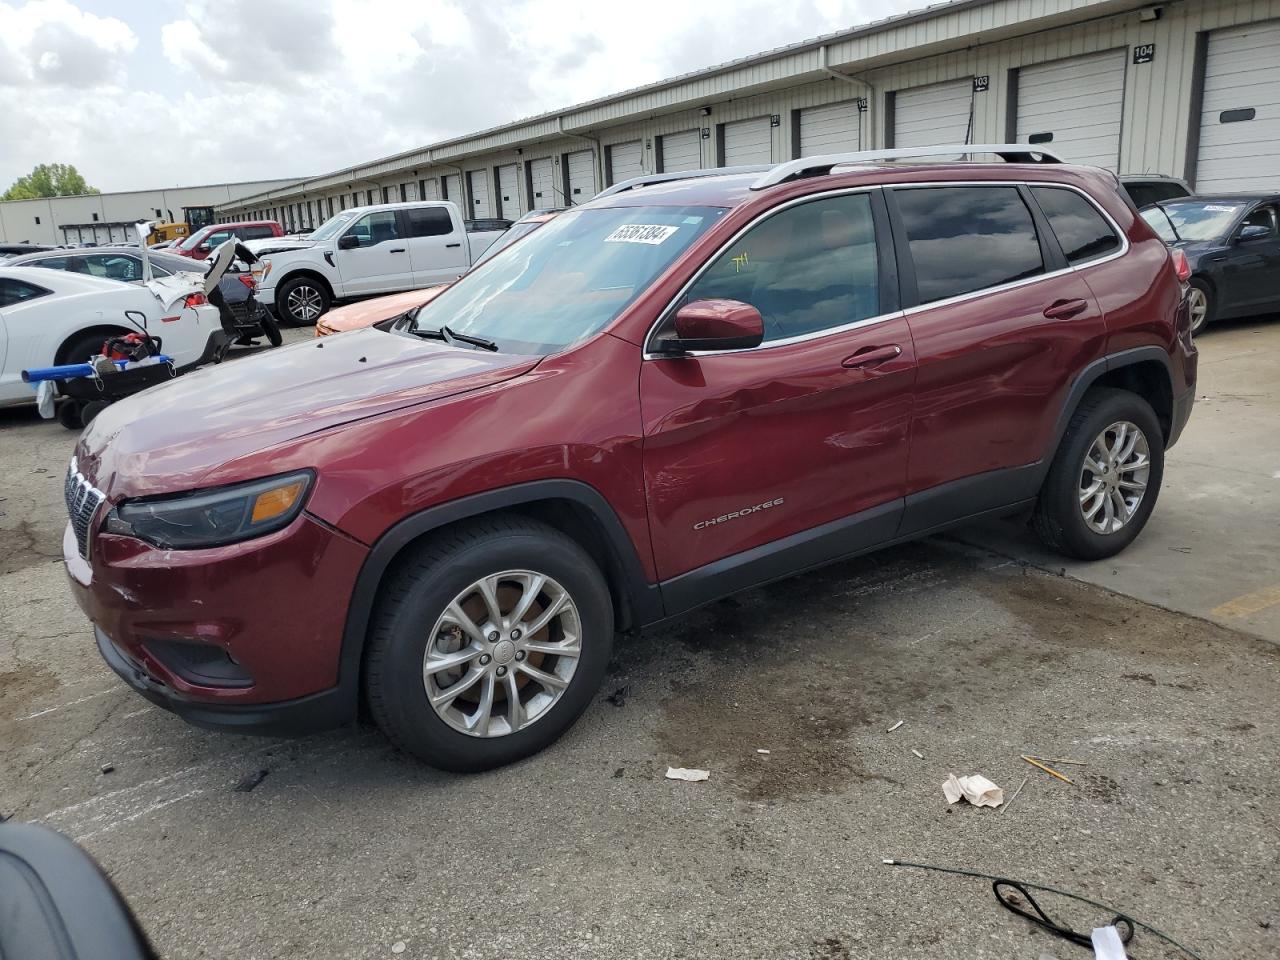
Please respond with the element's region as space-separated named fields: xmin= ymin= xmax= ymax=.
xmin=275 ymin=276 xmax=329 ymax=326
xmin=1032 ymin=388 xmax=1164 ymax=561
xmin=1187 ymin=278 xmax=1214 ymax=336
xmin=364 ymin=517 xmax=614 ymax=772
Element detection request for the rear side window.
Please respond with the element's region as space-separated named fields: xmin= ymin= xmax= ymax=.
xmin=0 ymin=278 xmax=51 ymax=307
xmin=682 ymin=192 xmax=880 ymax=342
xmin=894 ymin=186 xmax=1044 ymax=305
xmin=1032 ymin=187 xmax=1120 ymax=266
xmin=406 ymin=207 xmax=454 ymax=238
xmin=241 ymin=225 xmax=276 ymax=240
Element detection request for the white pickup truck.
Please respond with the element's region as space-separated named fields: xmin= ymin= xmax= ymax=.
xmin=246 ymin=201 xmax=506 ymax=325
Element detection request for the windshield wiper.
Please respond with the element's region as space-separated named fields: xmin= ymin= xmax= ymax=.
xmin=408 ymin=323 xmax=498 ymax=352
xmin=1150 ymin=204 xmax=1182 ymax=242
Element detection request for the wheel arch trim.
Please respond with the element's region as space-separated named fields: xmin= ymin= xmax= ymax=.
xmin=1046 ymin=346 xmax=1175 ymax=463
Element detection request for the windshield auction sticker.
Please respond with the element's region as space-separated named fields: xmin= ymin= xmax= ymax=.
xmin=604 ymin=224 xmax=680 ymax=244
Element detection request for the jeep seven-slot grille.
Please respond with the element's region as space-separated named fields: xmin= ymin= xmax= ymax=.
xmin=65 ymin=458 xmax=105 ymax=559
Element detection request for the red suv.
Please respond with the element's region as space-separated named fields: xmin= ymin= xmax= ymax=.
xmin=65 ymin=146 xmax=1196 ymax=771
xmin=171 ymin=220 xmax=283 ymax=259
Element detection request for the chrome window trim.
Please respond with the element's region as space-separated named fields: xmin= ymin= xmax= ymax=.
xmin=642 ymin=179 xmax=1128 ymax=359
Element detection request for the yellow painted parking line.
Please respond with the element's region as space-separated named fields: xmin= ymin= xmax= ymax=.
xmin=1212 ymin=583 xmax=1280 ymax=619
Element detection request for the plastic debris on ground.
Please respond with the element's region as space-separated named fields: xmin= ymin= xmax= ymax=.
xmin=942 ymin=773 xmax=1004 ymax=808
xmin=1091 ymin=925 xmax=1128 ymax=959
xmin=887 ymin=720 xmax=904 ymax=733
xmin=665 ymin=767 xmax=710 ymax=782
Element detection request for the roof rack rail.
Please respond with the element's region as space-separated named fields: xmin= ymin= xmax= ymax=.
xmin=750 ymin=143 xmax=1064 ymax=190
xmin=596 ymin=164 xmax=773 ymax=198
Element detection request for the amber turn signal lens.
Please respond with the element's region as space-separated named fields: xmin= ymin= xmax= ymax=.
xmin=251 ymin=481 xmax=305 ymax=523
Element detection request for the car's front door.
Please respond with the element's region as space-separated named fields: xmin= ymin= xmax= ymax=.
xmin=404 ymin=206 xmax=469 ymax=286
xmin=639 ymin=190 xmax=915 ymax=608
xmin=335 ymin=210 xmax=413 ymax=295
xmin=889 ymin=183 xmax=1110 ymax=533
xmin=1220 ymin=203 xmax=1280 ymax=313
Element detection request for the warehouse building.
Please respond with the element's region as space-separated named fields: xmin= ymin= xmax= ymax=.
xmin=0 ymin=178 xmax=304 ymax=245
xmin=216 ymin=0 xmax=1280 ymax=233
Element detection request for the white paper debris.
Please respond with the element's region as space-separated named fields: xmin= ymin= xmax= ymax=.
xmin=756 ymin=749 xmax=770 ymax=755
xmin=911 ymin=749 xmax=925 ymax=760
xmin=887 ymin=720 xmax=904 ymax=733
xmin=942 ymin=773 xmax=1004 ymax=808
xmin=1091 ymin=925 xmax=1128 ymax=960
xmin=665 ymin=766 xmax=710 ymax=782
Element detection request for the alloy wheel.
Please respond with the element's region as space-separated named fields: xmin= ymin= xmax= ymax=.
xmin=422 ymin=570 xmax=582 ymax=738
xmin=286 ymin=285 xmax=323 ymax=322
xmin=1187 ymin=286 xmax=1208 ymax=335
xmin=1078 ymin=420 xmax=1151 ymax=535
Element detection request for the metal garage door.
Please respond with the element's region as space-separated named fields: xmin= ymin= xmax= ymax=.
xmin=420 ymin=178 xmax=440 ymax=201
xmin=1016 ymin=50 xmax=1126 ymax=169
xmin=468 ymin=170 xmax=492 ymax=218
xmin=496 ymin=164 xmax=520 ymax=217
xmin=608 ymin=140 xmax=644 ymax=184
xmin=442 ymin=174 xmax=461 ymax=205
xmin=566 ymin=150 xmax=596 ymax=204
xmin=799 ymin=100 xmax=861 ymax=155
xmin=528 ymin=158 xmax=555 ymax=207
xmin=893 ymin=78 xmax=973 ymax=148
xmin=658 ymin=130 xmax=701 ymax=172
xmin=1196 ymin=21 xmax=1280 ymax=192
xmin=722 ymin=117 xmax=772 ymax=165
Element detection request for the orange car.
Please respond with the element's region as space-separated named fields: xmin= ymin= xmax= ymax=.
xmin=315 ymin=210 xmax=563 ymax=337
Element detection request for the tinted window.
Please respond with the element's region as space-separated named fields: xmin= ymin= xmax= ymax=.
xmin=347 ymin=211 xmax=401 ymax=247
xmin=681 ymin=193 xmax=879 ymax=342
xmin=241 ymin=225 xmax=276 ymax=240
xmin=1125 ymin=181 xmax=1189 ymax=209
xmin=0 ymin=278 xmax=51 ymax=307
xmin=1240 ymin=204 xmax=1279 ymax=238
xmin=1032 ymin=187 xmax=1120 ymax=265
xmin=406 ymin=207 xmax=454 ymax=238
xmin=895 ymin=186 xmax=1044 ymax=305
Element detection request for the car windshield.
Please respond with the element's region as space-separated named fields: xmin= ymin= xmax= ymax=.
xmin=408 ymin=205 xmax=726 ymax=354
xmin=1141 ymin=200 xmax=1245 ymax=242
xmin=309 ymin=212 xmax=359 ymax=241
xmin=177 ymin=229 xmax=210 ymax=251
xmin=470 ymin=219 xmax=546 ymax=268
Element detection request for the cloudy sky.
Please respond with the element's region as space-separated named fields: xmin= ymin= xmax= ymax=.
xmin=0 ymin=0 xmax=919 ymax=193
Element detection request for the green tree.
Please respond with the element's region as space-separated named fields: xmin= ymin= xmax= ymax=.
xmin=2 ymin=163 xmax=100 ymax=201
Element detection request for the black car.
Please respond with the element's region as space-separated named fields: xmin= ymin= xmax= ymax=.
xmin=0 ymin=242 xmax=56 ymax=261
xmin=3 ymin=246 xmax=282 ymax=347
xmin=1141 ymin=194 xmax=1280 ymax=334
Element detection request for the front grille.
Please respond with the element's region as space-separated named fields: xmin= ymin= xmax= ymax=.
xmin=65 ymin=458 xmax=106 ymax=559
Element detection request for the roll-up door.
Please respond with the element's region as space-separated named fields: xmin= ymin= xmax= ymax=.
xmin=442 ymin=174 xmax=461 ymax=205
xmin=891 ymin=78 xmax=973 ymax=148
xmin=658 ymin=129 xmax=701 ymax=172
xmin=420 ymin=178 xmax=440 ymax=201
xmin=467 ymin=170 xmax=492 ymax=218
xmin=721 ymin=117 xmax=772 ymax=165
xmin=565 ymin=150 xmax=596 ymax=204
xmin=798 ymin=100 xmax=861 ymax=155
xmin=495 ymin=164 xmax=520 ymax=217
xmin=527 ymin=158 xmax=556 ymax=207
xmin=1015 ymin=50 xmax=1126 ymax=170
xmin=608 ymin=140 xmax=644 ymax=184
xmin=1196 ymin=21 xmax=1280 ymax=192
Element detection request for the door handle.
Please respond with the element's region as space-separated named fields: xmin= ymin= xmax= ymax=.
xmin=842 ymin=344 xmax=902 ymax=369
xmin=1043 ymin=298 xmax=1088 ymax=320
xmin=389 ymin=247 xmax=406 ymax=253
xmin=445 ymin=242 xmax=462 ymax=248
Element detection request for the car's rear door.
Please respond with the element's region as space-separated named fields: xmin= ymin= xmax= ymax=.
xmin=888 ymin=182 xmax=1111 ymax=534
xmin=404 ymin=206 xmax=469 ymax=286
xmin=639 ymin=189 xmax=916 ymax=611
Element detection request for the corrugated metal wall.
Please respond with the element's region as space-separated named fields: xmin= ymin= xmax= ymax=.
xmin=216 ymin=0 xmax=1280 ymax=220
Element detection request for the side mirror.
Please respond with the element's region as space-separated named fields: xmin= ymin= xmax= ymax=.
xmin=193 ymin=245 xmax=209 ymax=258
xmin=665 ymin=299 xmax=764 ymax=352
xmin=337 ymin=234 xmax=360 ymax=250
xmin=1237 ymin=224 xmax=1271 ymax=243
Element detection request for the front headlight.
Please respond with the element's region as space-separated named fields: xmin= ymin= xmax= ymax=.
xmin=105 ymin=471 xmax=314 ymax=549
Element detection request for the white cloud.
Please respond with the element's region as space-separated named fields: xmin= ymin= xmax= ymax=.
xmin=0 ymin=0 xmax=910 ymax=192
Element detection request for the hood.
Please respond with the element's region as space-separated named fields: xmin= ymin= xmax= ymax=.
xmin=77 ymin=328 xmax=540 ymax=500
xmin=245 ymin=237 xmax=318 ymax=256
xmin=1169 ymin=238 xmax=1224 ymax=268
xmin=319 ymin=286 xmax=448 ymax=335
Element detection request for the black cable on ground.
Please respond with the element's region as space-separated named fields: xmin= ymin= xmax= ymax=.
xmin=882 ymin=858 xmax=1206 ymax=959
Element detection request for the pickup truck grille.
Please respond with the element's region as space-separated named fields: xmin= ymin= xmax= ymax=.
xmin=65 ymin=458 xmax=105 ymax=560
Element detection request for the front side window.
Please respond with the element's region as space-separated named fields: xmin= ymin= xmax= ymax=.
xmin=1240 ymin=204 xmax=1278 ymax=238
xmin=347 ymin=211 xmax=400 ymax=247
xmin=0 ymin=278 xmax=51 ymax=307
xmin=679 ymin=193 xmax=880 ymax=342
xmin=410 ymin=205 xmax=724 ymax=355
xmin=895 ymin=186 xmax=1044 ymax=305
xmin=1031 ymin=187 xmax=1120 ymax=265
xmin=406 ymin=207 xmax=453 ymax=238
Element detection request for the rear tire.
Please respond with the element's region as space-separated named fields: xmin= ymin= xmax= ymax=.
xmin=275 ymin=276 xmax=329 ymax=326
xmin=364 ymin=517 xmax=614 ymax=772
xmin=1032 ymin=388 xmax=1164 ymax=560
